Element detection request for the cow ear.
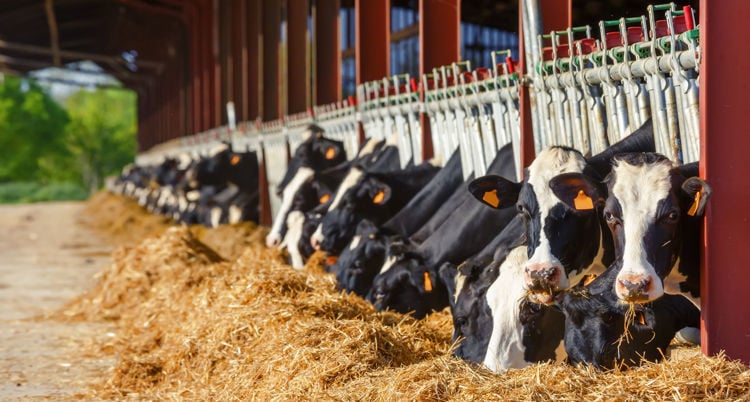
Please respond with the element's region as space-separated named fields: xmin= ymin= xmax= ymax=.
xmin=549 ymin=173 xmax=601 ymax=212
xmin=468 ymin=175 xmax=521 ymax=209
xmin=371 ymin=185 xmax=392 ymax=205
xmin=682 ymin=177 xmax=712 ymax=217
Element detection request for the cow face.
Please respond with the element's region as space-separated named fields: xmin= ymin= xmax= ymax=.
xmin=276 ymin=126 xmax=345 ymax=196
xmin=469 ymin=147 xmax=603 ymax=305
xmin=366 ymin=242 xmax=447 ymax=318
xmin=312 ymin=171 xmax=392 ymax=254
xmin=439 ymin=260 xmax=497 ymax=363
xmin=603 ymin=154 xmax=711 ymax=303
xmin=334 ymin=220 xmax=387 ymax=296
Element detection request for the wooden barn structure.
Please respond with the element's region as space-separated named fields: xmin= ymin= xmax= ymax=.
xmin=0 ymin=0 xmax=747 ymax=364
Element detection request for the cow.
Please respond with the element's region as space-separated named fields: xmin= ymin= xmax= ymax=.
xmin=365 ymin=143 xmax=518 ymax=318
xmin=558 ymin=260 xmax=700 ymax=369
xmin=467 ymin=119 xmax=655 ymax=305
xmin=183 ymin=143 xmax=260 ymax=227
xmin=438 ymin=215 xmax=526 ymax=363
xmin=310 ymin=161 xmax=441 ymax=255
xmin=265 ymin=125 xmax=348 ymax=248
xmin=332 ymin=150 xmax=463 ymax=291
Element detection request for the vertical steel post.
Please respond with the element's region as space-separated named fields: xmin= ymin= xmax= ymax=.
xmin=313 ymin=0 xmax=341 ymax=105
xmin=287 ymin=0 xmax=310 ymax=114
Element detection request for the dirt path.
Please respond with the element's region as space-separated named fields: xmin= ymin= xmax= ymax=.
xmin=0 ymin=202 xmax=116 ymax=401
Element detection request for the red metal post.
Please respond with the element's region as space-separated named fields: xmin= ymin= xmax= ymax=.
xmin=287 ymin=0 xmax=310 ymax=114
xmin=262 ymin=0 xmax=282 ymax=121
xmin=247 ymin=0 xmax=261 ymax=120
xmin=699 ymin=0 xmax=750 ymax=364
xmin=314 ymin=0 xmax=341 ymax=105
xmin=419 ymin=0 xmax=460 ymax=161
xmin=355 ymin=0 xmax=389 ymax=84
xmin=231 ymin=0 xmax=245 ymax=121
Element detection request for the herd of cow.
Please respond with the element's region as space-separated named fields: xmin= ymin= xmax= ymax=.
xmin=112 ymin=120 xmax=711 ymax=372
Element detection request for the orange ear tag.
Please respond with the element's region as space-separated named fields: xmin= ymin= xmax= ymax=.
xmin=636 ymin=311 xmax=646 ymax=326
xmin=423 ymin=272 xmax=433 ymax=292
xmin=687 ymin=191 xmax=701 ymax=217
xmin=482 ymin=189 xmax=500 ymax=208
xmin=325 ymin=147 xmax=336 ymax=160
xmin=230 ymin=155 xmax=241 ymax=165
xmin=326 ymin=256 xmax=338 ymax=265
xmin=573 ymin=190 xmax=594 ymax=210
xmin=319 ymin=193 xmax=331 ymax=204
xmin=373 ymin=190 xmax=385 ymax=204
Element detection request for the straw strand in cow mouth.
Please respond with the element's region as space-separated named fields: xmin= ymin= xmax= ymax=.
xmin=521 ymin=284 xmax=558 ymax=305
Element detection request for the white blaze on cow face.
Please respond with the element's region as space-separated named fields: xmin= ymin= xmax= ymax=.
xmin=357 ymin=138 xmax=381 ymax=158
xmin=612 ymin=160 xmax=673 ymax=303
xmin=483 ymin=246 xmax=533 ymax=372
xmin=267 ymin=167 xmax=314 ymax=248
xmin=349 ymin=235 xmax=361 ymax=251
xmin=523 ymin=148 xmax=587 ymax=297
xmin=379 ymin=255 xmax=399 ymax=274
xmin=228 ymin=205 xmax=243 ymax=224
xmin=210 ymin=206 xmax=223 ymax=228
xmin=453 ymin=269 xmax=469 ymax=304
xmin=208 ymin=143 xmax=229 ymax=157
xmin=281 ymin=211 xmax=306 ymax=269
xmin=310 ymin=168 xmax=364 ymax=250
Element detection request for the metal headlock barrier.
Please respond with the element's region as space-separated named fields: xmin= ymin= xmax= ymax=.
xmin=358 ymin=75 xmax=423 ymax=168
xmin=527 ymin=2 xmax=700 ymax=164
xmin=132 ymin=1 xmax=701 ymax=226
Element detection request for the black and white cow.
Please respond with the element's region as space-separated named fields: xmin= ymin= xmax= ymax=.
xmin=310 ymin=161 xmax=441 ymax=254
xmin=558 ymin=260 xmax=700 ymax=369
xmin=366 ymin=144 xmax=518 ymax=318
xmin=332 ymin=151 xmax=463 ymax=292
xmin=467 ymin=120 xmax=655 ymax=305
xmin=550 ymin=154 xmax=710 ymax=307
xmin=265 ymin=125 xmax=348 ymax=248
xmin=438 ymin=215 xmax=526 ymax=363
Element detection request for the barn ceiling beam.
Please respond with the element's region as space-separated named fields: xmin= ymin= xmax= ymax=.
xmin=0 ymin=39 xmax=164 ymax=72
xmin=44 ymin=0 xmax=62 ymax=67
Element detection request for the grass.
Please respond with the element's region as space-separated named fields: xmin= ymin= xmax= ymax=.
xmin=0 ymin=181 xmax=88 ymax=204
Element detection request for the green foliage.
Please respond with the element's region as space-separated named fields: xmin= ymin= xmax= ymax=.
xmin=63 ymin=87 xmax=137 ymax=192
xmin=0 ymin=181 xmax=88 ymax=204
xmin=0 ymin=75 xmax=137 ymax=202
xmin=0 ymin=76 xmax=69 ymax=182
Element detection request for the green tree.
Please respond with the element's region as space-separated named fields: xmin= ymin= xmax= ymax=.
xmin=63 ymin=88 xmax=137 ymax=193
xmin=0 ymin=76 xmax=70 ymax=182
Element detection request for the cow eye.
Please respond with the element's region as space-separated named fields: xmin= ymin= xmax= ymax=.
xmin=666 ymin=210 xmax=679 ymax=222
xmin=455 ymin=317 xmax=467 ymax=327
xmin=517 ymin=204 xmax=528 ymax=216
xmin=604 ymin=211 xmax=619 ymax=225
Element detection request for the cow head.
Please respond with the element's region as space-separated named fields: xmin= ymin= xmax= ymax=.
xmin=366 ymin=241 xmax=447 ymax=318
xmin=469 ymin=147 xmax=604 ymax=305
xmin=311 ymin=170 xmax=392 ymax=254
xmin=333 ymin=220 xmax=388 ymax=296
xmin=601 ymin=154 xmax=711 ymax=303
xmin=276 ymin=125 xmax=346 ymax=196
xmin=439 ymin=259 xmax=497 ymax=363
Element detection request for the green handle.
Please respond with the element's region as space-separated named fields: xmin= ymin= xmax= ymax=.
xmin=650 ymin=3 xmax=676 ymax=12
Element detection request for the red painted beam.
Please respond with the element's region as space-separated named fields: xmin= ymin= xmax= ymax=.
xmin=247 ymin=0 xmax=262 ymax=120
xmin=212 ymin=0 xmax=222 ymax=127
xmin=231 ymin=0 xmax=245 ymax=121
xmin=314 ymin=0 xmax=340 ymax=105
xmin=699 ymin=0 xmax=750 ymax=364
xmin=262 ymin=0 xmax=282 ymax=120
xmin=419 ymin=0 xmax=460 ymax=161
xmin=287 ymin=0 xmax=310 ymax=114
xmin=355 ymin=0 xmax=389 ymax=84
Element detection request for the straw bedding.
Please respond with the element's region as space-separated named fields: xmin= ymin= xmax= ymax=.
xmin=61 ymin=192 xmax=750 ymax=400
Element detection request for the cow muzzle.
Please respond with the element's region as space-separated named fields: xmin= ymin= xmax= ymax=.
xmin=523 ymin=263 xmax=563 ymax=305
xmin=266 ymin=233 xmax=281 ymax=248
xmin=615 ymin=273 xmax=654 ymax=303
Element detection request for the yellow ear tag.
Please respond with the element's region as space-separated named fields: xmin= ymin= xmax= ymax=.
xmin=423 ymin=272 xmax=433 ymax=292
xmin=319 ymin=193 xmax=331 ymax=204
xmin=574 ymin=190 xmax=594 ymax=210
xmin=687 ymin=191 xmax=701 ymax=217
xmin=230 ymin=155 xmax=241 ymax=165
xmin=582 ymin=274 xmax=597 ymax=286
xmin=373 ymin=190 xmax=385 ymax=204
xmin=482 ymin=189 xmax=500 ymax=208
xmin=325 ymin=147 xmax=336 ymax=160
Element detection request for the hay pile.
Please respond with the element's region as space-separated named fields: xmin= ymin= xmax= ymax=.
xmin=64 ymin=193 xmax=749 ymax=400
